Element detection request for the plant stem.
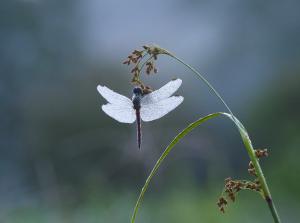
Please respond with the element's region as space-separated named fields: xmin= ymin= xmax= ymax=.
xmin=158 ymin=47 xmax=281 ymax=223
xmin=161 ymin=49 xmax=234 ymax=118
xmin=224 ymin=114 xmax=281 ymax=223
xmin=131 ymin=113 xmax=223 ymax=223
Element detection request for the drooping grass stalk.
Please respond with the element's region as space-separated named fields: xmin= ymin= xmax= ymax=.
xmin=163 ymin=48 xmax=281 ymax=223
xmin=130 ymin=46 xmax=281 ymax=223
xmin=164 ymin=50 xmax=235 ymax=119
xmin=131 ymin=112 xmax=222 ymax=223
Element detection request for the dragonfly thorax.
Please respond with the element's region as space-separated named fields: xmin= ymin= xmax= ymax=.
xmin=132 ymin=87 xmax=143 ymax=110
xmin=133 ymin=87 xmax=142 ymax=95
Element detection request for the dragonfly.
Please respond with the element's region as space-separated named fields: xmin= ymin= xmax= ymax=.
xmin=97 ymin=78 xmax=184 ymax=149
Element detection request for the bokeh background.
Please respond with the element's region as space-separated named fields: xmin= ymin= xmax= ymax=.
xmin=1 ymin=0 xmax=300 ymax=222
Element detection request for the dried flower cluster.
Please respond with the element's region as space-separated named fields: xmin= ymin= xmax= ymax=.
xmin=217 ymin=177 xmax=262 ymax=213
xmin=248 ymin=161 xmax=257 ymax=177
xmin=123 ymin=45 xmax=169 ymax=93
xmin=217 ymin=149 xmax=269 ymax=213
xmin=255 ymin=149 xmax=269 ymax=158
xmin=248 ymin=149 xmax=268 ymax=176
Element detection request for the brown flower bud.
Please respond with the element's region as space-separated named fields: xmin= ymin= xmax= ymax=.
xmin=255 ymin=149 xmax=269 ymax=158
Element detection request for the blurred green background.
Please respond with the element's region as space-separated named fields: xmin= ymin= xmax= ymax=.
xmin=1 ymin=0 xmax=300 ymax=222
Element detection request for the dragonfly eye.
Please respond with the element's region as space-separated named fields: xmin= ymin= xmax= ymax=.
xmin=133 ymin=87 xmax=142 ymax=95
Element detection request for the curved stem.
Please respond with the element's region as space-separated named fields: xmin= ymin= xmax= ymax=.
xmin=131 ymin=112 xmax=281 ymax=223
xmin=131 ymin=113 xmax=223 ymax=223
xmin=223 ymin=114 xmax=281 ymax=223
xmin=158 ymin=47 xmax=281 ymax=223
xmin=161 ymin=49 xmax=234 ymax=117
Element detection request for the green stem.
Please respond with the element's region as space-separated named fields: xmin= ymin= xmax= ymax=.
xmin=162 ymin=49 xmax=234 ymax=118
xmin=224 ymin=114 xmax=281 ymax=223
xmin=159 ymin=47 xmax=281 ymax=223
xmin=130 ymin=113 xmax=280 ymax=223
xmin=131 ymin=113 xmax=223 ymax=223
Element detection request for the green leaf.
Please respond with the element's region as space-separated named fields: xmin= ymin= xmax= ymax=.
xmin=131 ymin=112 xmax=223 ymax=223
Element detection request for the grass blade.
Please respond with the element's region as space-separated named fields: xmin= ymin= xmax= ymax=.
xmin=131 ymin=112 xmax=222 ymax=223
xmin=131 ymin=112 xmax=281 ymax=223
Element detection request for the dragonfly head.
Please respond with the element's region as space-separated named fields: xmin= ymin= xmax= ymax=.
xmin=133 ymin=87 xmax=143 ymax=96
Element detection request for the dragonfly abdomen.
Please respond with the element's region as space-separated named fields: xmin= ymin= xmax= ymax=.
xmin=136 ymin=109 xmax=142 ymax=149
xmin=132 ymin=90 xmax=142 ymax=149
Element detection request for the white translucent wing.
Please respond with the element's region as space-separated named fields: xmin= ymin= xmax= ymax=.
xmin=97 ymin=85 xmax=132 ymax=106
xmin=102 ymin=104 xmax=136 ymax=123
xmin=141 ymin=79 xmax=182 ymax=105
xmin=140 ymin=96 xmax=184 ymax=122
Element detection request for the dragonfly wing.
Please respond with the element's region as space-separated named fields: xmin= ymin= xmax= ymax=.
xmin=141 ymin=79 xmax=182 ymax=105
xmin=97 ymin=85 xmax=132 ymax=106
xmin=102 ymin=104 xmax=136 ymax=123
xmin=140 ymin=96 xmax=184 ymax=122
